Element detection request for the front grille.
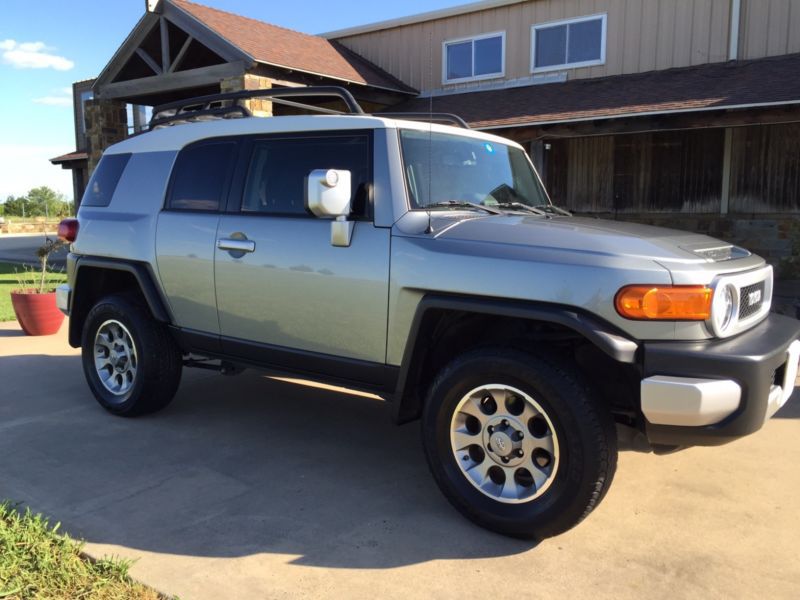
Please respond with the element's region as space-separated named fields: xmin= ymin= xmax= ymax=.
xmin=739 ymin=281 xmax=766 ymax=320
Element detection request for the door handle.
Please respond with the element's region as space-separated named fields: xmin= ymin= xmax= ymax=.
xmin=217 ymin=238 xmax=256 ymax=253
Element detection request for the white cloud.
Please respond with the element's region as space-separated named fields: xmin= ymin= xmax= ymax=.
xmin=0 ymin=39 xmax=74 ymax=71
xmin=33 ymin=87 xmax=73 ymax=107
xmin=0 ymin=145 xmax=74 ymax=201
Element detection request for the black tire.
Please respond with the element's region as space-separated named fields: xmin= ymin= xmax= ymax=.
xmin=81 ymin=293 xmax=182 ymax=417
xmin=421 ymin=348 xmax=617 ymax=539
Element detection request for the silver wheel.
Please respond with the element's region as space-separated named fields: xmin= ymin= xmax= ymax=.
xmin=450 ymin=384 xmax=560 ymax=504
xmin=93 ymin=319 xmax=138 ymax=397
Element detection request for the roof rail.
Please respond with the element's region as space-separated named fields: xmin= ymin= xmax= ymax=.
xmin=149 ymin=86 xmax=365 ymax=129
xmin=375 ymin=112 xmax=470 ymax=129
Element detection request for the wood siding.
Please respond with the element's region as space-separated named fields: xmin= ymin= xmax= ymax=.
xmin=335 ymin=0 xmax=733 ymax=93
xmin=729 ymin=122 xmax=800 ymax=212
xmin=546 ymin=129 xmax=725 ymax=213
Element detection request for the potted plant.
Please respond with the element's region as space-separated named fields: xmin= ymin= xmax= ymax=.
xmin=10 ymin=236 xmax=66 ymax=336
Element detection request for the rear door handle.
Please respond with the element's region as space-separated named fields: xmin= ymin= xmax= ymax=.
xmin=217 ymin=238 xmax=256 ymax=253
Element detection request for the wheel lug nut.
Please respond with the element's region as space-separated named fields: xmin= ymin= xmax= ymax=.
xmin=517 ymin=449 xmax=524 ymax=457
xmin=487 ymin=425 xmax=494 ymax=433
xmin=516 ymin=431 xmax=524 ymax=440
xmin=501 ymin=457 xmax=509 ymax=463
xmin=502 ymin=419 xmax=508 ymax=427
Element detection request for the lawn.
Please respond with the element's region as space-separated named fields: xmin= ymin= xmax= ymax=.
xmin=0 ymin=502 xmax=162 ymax=600
xmin=0 ymin=262 xmax=67 ymax=322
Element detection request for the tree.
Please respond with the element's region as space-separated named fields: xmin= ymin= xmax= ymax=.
xmin=1 ymin=187 xmax=72 ymax=218
xmin=26 ymin=186 xmax=71 ymax=218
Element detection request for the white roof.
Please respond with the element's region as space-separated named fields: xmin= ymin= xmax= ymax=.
xmin=322 ymin=0 xmax=528 ymax=39
xmin=105 ymin=115 xmax=523 ymax=155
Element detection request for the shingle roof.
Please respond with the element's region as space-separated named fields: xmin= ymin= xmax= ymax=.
xmin=390 ymin=53 xmax=800 ymax=129
xmin=50 ymin=151 xmax=88 ymax=164
xmin=171 ymin=0 xmax=416 ymax=94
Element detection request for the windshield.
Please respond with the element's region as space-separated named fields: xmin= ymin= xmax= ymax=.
xmin=399 ymin=129 xmax=551 ymax=211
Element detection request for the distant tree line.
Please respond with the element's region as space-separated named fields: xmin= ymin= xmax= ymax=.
xmin=1 ymin=187 xmax=73 ymax=218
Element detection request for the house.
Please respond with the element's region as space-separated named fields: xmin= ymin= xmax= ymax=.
xmin=52 ymin=0 xmax=800 ymax=277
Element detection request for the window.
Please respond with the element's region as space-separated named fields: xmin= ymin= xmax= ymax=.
xmin=532 ymin=14 xmax=606 ymax=72
xmin=241 ymin=134 xmax=371 ymax=216
xmin=168 ymin=141 xmax=237 ymax=211
xmin=81 ymin=153 xmax=131 ymax=207
xmin=443 ymin=32 xmax=505 ymax=83
xmin=399 ymin=130 xmax=548 ymax=209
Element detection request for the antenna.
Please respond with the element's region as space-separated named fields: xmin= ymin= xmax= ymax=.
xmin=425 ymin=30 xmax=434 ymax=235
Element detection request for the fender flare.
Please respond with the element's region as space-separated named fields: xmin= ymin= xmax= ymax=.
xmin=68 ymin=256 xmax=173 ymax=347
xmin=391 ymin=294 xmax=639 ymax=424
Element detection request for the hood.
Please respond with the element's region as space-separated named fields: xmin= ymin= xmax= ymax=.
xmin=422 ymin=214 xmax=749 ymax=265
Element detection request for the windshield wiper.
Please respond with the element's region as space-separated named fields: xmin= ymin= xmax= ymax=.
xmin=426 ymin=201 xmax=502 ymax=215
xmin=533 ymin=204 xmax=572 ymax=216
xmin=493 ymin=202 xmax=547 ymax=216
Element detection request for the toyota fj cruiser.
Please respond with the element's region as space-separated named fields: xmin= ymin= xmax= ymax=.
xmin=56 ymin=87 xmax=800 ymax=539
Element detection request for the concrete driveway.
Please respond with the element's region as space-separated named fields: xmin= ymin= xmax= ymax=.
xmin=1 ymin=320 xmax=798 ymax=599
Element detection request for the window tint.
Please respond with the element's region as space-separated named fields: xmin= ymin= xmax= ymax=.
xmin=241 ymin=135 xmax=371 ymax=216
xmin=168 ymin=141 xmax=237 ymax=211
xmin=81 ymin=153 xmax=131 ymax=207
xmin=444 ymin=34 xmax=504 ymax=82
xmin=533 ymin=15 xmax=605 ymax=70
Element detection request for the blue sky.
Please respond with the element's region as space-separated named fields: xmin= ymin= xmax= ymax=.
xmin=0 ymin=0 xmax=466 ymax=202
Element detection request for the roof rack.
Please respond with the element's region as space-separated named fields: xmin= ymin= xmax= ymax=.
xmin=375 ymin=112 xmax=470 ymax=129
xmin=149 ymin=86 xmax=365 ymax=129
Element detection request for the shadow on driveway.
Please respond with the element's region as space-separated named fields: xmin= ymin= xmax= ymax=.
xmin=0 ymin=353 xmax=534 ymax=568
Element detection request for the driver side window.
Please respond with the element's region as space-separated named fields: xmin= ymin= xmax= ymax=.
xmin=241 ymin=134 xmax=372 ymax=217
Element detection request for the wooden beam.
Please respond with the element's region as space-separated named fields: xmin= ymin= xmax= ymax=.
xmin=135 ymin=48 xmax=162 ymax=75
xmin=720 ymin=128 xmax=733 ymax=215
xmin=160 ymin=17 xmax=170 ymax=72
xmin=163 ymin=2 xmax=253 ymax=65
xmin=168 ymin=35 xmax=192 ymax=73
xmin=98 ymin=61 xmax=247 ymax=100
xmin=93 ymin=13 xmax=159 ymax=89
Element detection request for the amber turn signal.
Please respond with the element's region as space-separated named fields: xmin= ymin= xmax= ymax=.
xmin=615 ymin=285 xmax=713 ymax=320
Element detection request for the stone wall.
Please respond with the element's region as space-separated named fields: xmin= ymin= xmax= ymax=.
xmin=84 ymin=99 xmax=128 ymax=175
xmin=221 ymin=74 xmax=273 ymax=117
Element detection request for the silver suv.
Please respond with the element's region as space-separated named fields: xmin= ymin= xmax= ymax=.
xmin=56 ymin=87 xmax=800 ymax=539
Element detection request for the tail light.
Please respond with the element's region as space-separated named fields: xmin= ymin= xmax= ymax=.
xmin=57 ymin=218 xmax=79 ymax=242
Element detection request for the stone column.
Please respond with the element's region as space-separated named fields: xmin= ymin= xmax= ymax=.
xmin=85 ymin=99 xmax=128 ymax=175
xmin=221 ymin=74 xmax=273 ymax=117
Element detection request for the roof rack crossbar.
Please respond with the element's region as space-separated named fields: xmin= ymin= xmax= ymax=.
xmin=376 ymin=112 xmax=470 ymax=129
xmin=150 ymin=105 xmax=252 ymax=129
xmin=150 ymin=85 xmax=364 ymax=129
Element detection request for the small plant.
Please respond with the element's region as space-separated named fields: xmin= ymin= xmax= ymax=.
xmin=13 ymin=236 xmax=65 ymax=294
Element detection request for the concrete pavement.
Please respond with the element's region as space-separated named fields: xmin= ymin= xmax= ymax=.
xmin=0 ymin=233 xmax=68 ymax=267
xmin=0 ymin=320 xmax=798 ymax=599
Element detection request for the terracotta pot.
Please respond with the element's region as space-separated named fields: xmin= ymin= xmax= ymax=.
xmin=10 ymin=290 xmax=65 ymax=336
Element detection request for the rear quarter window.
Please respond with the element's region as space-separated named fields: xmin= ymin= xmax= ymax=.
xmin=81 ymin=153 xmax=131 ymax=207
xmin=167 ymin=141 xmax=237 ymax=211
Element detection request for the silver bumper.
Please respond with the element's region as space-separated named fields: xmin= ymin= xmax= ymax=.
xmin=641 ymin=339 xmax=800 ymax=427
xmin=55 ymin=284 xmax=71 ymax=316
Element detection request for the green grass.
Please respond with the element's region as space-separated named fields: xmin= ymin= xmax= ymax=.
xmin=0 ymin=501 xmax=163 ymax=600
xmin=0 ymin=262 xmax=67 ymax=323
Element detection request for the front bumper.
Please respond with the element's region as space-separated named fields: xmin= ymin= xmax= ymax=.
xmin=641 ymin=313 xmax=800 ymax=446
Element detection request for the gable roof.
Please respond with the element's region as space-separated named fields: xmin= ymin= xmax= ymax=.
xmin=170 ymin=0 xmax=416 ymax=93
xmin=389 ymin=53 xmax=800 ymax=129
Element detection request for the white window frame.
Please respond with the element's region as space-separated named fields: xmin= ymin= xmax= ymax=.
xmin=531 ymin=13 xmax=607 ymax=74
xmin=442 ymin=31 xmax=506 ymax=85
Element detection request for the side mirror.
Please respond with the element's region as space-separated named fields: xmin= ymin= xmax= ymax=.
xmin=306 ymin=169 xmax=354 ymax=247
xmin=306 ymin=169 xmax=352 ymax=218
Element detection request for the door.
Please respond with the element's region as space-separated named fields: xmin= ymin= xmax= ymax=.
xmin=214 ymin=132 xmax=391 ymax=367
xmin=156 ymin=140 xmax=238 ymax=336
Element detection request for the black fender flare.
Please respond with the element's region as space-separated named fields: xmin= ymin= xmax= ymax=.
xmin=68 ymin=256 xmax=173 ymax=347
xmin=391 ymin=294 xmax=639 ymax=424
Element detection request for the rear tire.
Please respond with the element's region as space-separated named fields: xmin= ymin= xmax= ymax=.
xmin=421 ymin=347 xmax=617 ymax=539
xmin=81 ymin=294 xmax=182 ymax=416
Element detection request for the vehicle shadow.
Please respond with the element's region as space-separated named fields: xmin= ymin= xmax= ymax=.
xmin=0 ymin=354 xmax=535 ymax=569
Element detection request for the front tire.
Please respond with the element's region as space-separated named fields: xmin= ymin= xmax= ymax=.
xmin=81 ymin=294 xmax=182 ymax=416
xmin=421 ymin=348 xmax=617 ymax=539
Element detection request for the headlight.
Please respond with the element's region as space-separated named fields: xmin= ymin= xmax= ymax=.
xmin=710 ymin=283 xmax=738 ymax=336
